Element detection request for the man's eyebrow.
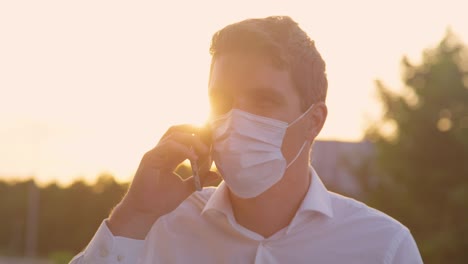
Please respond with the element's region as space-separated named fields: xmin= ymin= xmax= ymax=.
xmin=209 ymin=85 xmax=286 ymax=104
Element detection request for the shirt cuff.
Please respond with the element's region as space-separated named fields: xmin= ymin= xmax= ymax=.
xmin=82 ymin=219 xmax=145 ymax=264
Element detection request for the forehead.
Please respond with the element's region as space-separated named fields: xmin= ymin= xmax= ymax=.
xmin=208 ymin=53 xmax=295 ymax=97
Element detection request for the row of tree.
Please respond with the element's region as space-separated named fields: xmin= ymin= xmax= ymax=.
xmin=0 ymin=175 xmax=128 ymax=261
xmin=0 ymin=166 xmax=192 ymax=263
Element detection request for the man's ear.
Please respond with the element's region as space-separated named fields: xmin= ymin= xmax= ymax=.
xmin=305 ymin=102 xmax=327 ymax=141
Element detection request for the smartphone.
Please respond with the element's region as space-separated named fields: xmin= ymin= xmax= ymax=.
xmin=190 ymin=126 xmax=212 ymax=191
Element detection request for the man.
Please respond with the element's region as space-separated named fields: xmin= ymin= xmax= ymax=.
xmin=71 ymin=16 xmax=423 ymax=263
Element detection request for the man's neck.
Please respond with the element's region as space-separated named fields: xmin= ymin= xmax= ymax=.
xmin=228 ymin=161 xmax=311 ymax=238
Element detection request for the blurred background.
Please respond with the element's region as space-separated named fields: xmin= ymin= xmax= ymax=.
xmin=1 ymin=1 xmax=467 ymax=263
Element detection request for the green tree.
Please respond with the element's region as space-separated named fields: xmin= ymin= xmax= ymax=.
xmin=365 ymin=30 xmax=468 ymax=263
xmin=0 ymin=174 xmax=129 ymax=262
xmin=0 ymin=180 xmax=29 ymax=256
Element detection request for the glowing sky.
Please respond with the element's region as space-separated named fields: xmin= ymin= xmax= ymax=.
xmin=1 ymin=0 xmax=467 ymax=184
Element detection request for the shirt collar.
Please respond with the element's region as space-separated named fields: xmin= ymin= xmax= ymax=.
xmin=201 ymin=181 xmax=233 ymax=217
xmin=297 ymin=166 xmax=334 ymax=218
xmin=201 ymin=166 xmax=334 ymax=219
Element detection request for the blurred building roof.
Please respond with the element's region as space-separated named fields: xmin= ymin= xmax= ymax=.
xmin=311 ymin=140 xmax=375 ymax=197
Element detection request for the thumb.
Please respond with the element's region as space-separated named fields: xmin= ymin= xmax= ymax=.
xmin=201 ymin=171 xmax=222 ymax=187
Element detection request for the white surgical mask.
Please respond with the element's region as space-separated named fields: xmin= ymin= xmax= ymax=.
xmin=210 ymin=105 xmax=314 ymax=198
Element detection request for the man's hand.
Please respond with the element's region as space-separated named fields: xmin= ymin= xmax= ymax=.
xmin=107 ymin=124 xmax=219 ymax=239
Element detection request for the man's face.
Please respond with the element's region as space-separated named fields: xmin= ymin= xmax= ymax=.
xmin=208 ymin=53 xmax=312 ymax=162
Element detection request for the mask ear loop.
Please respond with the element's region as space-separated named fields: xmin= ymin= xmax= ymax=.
xmin=285 ymin=103 xmax=316 ymax=168
xmin=286 ymin=140 xmax=309 ymax=168
xmin=288 ymin=103 xmax=315 ymax=127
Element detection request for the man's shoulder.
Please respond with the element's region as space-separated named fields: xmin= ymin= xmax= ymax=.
xmin=319 ymin=192 xmax=420 ymax=261
xmin=327 ymin=191 xmax=409 ymax=235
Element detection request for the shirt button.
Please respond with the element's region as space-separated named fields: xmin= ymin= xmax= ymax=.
xmin=117 ymin=255 xmax=125 ymax=262
xmin=99 ymin=248 xmax=109 ymax=257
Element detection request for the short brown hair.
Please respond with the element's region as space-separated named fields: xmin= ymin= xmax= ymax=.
xmin=209 ymin=16 xmax=328 ymax=111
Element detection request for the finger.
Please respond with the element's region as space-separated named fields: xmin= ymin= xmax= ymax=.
xmin=183 ymin=171 xmax=221 ymax=192
xmin=146 ymin=140 xmax=198 ymax=171
xmin=161 ymin=124 xmax=202 ymax=140
xmin=197 ymin=124 xmax=213 ymax=146
xmin=164 ymin=131 xmax=209 ymax=155
xmin=201 ymin=171 xmax=222 ymax=187
xmin=184 ymin=171 xmax=221 ymax=185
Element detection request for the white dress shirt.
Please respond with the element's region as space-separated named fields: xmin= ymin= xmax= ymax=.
xmin=70 ymin=168 xmax=423 ymax=263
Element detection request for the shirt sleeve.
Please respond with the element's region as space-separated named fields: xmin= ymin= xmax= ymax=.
xmin=69 ymin=219 xmax=145 ymax=264
xmin=387 ymin=229 xmax=423 ymax=264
